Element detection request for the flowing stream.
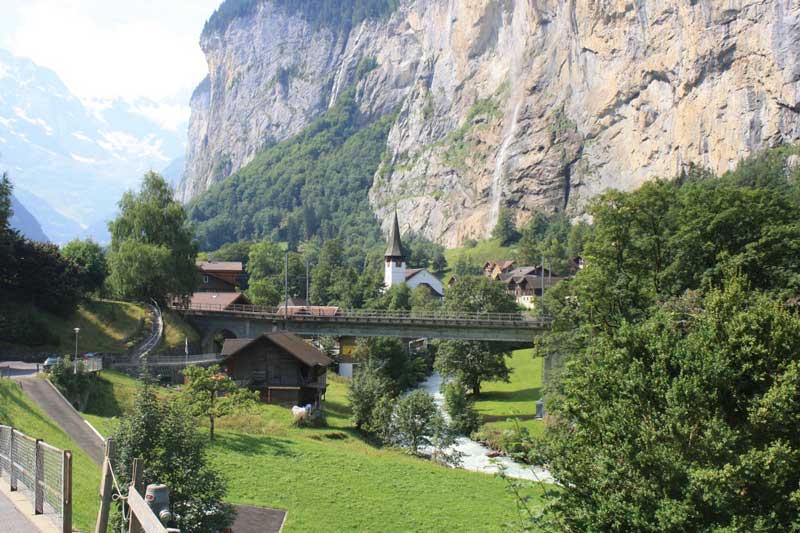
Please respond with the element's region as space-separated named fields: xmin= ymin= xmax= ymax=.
xmin=417 ymin=372 xmax=551 ymax=482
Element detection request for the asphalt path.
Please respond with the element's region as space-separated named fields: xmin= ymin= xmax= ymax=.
xmin=0 ymin=489 xmax=44 ymax=532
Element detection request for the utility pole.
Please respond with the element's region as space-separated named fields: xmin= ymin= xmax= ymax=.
xmin=73 ymin=327 xmax=80 ymax=373
xmin=540 ymin=255 xmax=545 ymax=317
xmin=306 ymin=257 xmax=310 ymax=304
xmin=284 ymin=248 xmax=289 ymax=329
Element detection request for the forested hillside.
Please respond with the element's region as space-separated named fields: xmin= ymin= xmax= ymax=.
xmin=187 ymin=90 xmax=393 ymax=251
xmin=202 ymin=0 xmax=399 ymax=36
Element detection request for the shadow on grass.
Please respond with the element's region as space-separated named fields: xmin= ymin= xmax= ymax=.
xmin=479 ymin=387 xmax=541 ymax=403
xmin=82 ymin=375 xmax=123 ymax=417
xmin=324 ymin=399 xmax=351 ymax=419
xmin=481 ymin=414 xmax=539 ymax=423
xmin=215 ymin=431 xmax=297 ymax=458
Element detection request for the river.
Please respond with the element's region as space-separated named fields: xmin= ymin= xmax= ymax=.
xmin=417 ymin=372 xmax=552 ymax=482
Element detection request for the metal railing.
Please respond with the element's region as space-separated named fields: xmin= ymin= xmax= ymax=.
xmin=170 ymin=302 xmax=553 ymax=327
xmin=0 ymin=425 xmax=72 ymax=533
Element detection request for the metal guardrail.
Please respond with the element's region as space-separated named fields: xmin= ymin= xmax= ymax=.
xmin=170 ymin=302 xmax=553 ymax=327
xmin=0 ymin=425 xmax=72 ymax=533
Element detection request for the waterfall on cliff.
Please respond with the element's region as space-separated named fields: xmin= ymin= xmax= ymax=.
xmin=489 ymin=100 xmax=522 ymax=231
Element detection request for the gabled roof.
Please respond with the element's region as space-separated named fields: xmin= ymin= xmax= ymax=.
xmin=385 ymin=211 xmax=404 ymax=258
xmin=197 ymin=261 xmax=244 ymax=273
xmin=404 ymin=268 xmax=423 ymax=280
xmin=189 ymin=292 xmax=249 ymax=309
xmin=222 ymin=332 xmax=333 ymax=367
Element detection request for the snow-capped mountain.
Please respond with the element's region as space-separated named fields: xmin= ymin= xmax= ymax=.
xmin=0 ymin=48 xmax=186 ymax=243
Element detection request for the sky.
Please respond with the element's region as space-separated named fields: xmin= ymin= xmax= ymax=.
xmin=0 ymin=0 xmax=222 ymax=130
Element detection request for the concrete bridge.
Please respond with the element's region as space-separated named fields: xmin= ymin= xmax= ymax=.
xmin=170 ymin=303 xmax=551 ymax=351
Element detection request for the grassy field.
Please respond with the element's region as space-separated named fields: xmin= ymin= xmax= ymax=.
xmin=157 ymin=309 xmax=201 ymax=354
xmin=443 ymin=237 xmax=518 ymax=278
xmin=0 ymin=379 xmax=100 ymax=532
xmin=475 ymin=348 xmax=545 ymax=436
xmin=1 ymin=299 xmax=147 ymax=355
xmin=84 ymin=373 xmax=541 ymax=532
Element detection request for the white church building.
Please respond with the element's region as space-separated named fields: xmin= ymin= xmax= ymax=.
xmin=384 ymin=212 xmax=444 ymax=297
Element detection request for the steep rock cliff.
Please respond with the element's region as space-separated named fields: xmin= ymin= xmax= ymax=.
xmin=180 ymin=0 xmax=800 ymax=247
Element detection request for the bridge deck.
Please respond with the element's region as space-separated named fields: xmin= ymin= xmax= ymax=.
xmin=171 ymin=303 xmax=551 ymax=328
xmin=172 ymin=302 xmax=551 ymax=343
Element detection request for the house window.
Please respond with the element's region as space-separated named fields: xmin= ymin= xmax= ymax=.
xmin=203 ymin=275 xmax=209 ymax=283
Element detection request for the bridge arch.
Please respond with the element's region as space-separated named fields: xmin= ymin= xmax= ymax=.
xmin=202 ymin=328 xmax=238 ymax=354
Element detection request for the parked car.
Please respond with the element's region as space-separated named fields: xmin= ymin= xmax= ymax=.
xmin=42 ymin=356 xmax=62 ymax=371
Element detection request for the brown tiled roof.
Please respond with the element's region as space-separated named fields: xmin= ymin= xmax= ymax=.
xmin=220 ymin=338 xmax=251 ymax=355
xmin=404 ymin=268 xmax=423 ymax=280
xmin=222 ymin=332 xmax=333 ymax=367
xmin=189 ymin=292 xmax=250 ymax=309
xmin=197 ymin=261 xmax=244 ymax=273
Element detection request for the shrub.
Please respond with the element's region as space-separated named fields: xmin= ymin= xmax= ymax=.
xmin=443 ymin=381 xmax=481 ymax=436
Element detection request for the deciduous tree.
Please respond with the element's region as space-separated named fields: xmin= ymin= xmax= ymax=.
xmin=108 ymin=172 xmax=197 ymax=302
xmin=180 ymin=364 xmax=259 ymax=440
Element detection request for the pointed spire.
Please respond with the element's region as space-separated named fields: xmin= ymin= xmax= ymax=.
xmin=385 ymin=210 xmax=404 ymax=259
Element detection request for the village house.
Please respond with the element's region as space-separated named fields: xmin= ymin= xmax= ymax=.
xmin=384 ymin=212 xmax=444 ymax=296
xmin=483 ymin=260 xmax=515 ymax=280
xmin=221 ymin=332 xmax=332 ymax=407
xmin=197 ymin=261 xmax=245 ymax=292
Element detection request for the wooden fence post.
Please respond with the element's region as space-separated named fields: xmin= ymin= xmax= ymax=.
xmin=129 ymin=458 xmax=144 ymax=533
xmin=94 ymin=438 xmax=115 ymax=533
xmin=34 ymin=438 xmax=44 ymax=514
xmin=62 ymin=450 xmax=72 ymax=533
xmin=9 ymin=428 xmax=16 ymax=491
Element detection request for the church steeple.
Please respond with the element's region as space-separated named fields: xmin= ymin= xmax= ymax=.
xmin=384 ymin=211 xmax=406 ymax=289
xmin=385 ymin=211 xmax=404 ymax=260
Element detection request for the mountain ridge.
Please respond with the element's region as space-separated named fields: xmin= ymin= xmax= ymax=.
xmin=180 ymin=0 xmax=800 ymax=247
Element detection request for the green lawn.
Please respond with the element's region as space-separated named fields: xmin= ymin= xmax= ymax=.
xmin=0 ymin=379 xmax=100 ymax=532
xmin=475 ymin=348 xmax=545 ymax=436
xmin=157 ymin=309 xmax=201 ymax=354
xmin=443 ymin=237 xmax=518 ymax=279
xmin=83 ymin=373 xmax=540 ymax=532
xmin=0 ymin=299 xmax=147 ymax=356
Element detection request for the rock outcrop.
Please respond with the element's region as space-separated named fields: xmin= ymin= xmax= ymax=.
xmin=179 ymin=0 xmax=800 ymax=247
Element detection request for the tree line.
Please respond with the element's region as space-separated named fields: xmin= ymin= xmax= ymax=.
xmin=523 ymin=146 xmax=800 ymax=531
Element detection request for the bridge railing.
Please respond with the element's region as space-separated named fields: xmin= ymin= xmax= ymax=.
xmin=170 ymin=302 xmax=552 ymax=326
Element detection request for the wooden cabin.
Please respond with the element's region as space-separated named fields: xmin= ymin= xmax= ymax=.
xmin=197 ymin=261 xmax=244 ymax=292
xmin=221 ymin=332 xmax=332 ymax=407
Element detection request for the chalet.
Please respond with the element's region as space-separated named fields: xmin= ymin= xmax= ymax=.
xmin=221 ymin=332 xmax=332 ymax=406
xmin=384 ymin=212 xmax=444 ymax=296
xmin=483 ymin=260 xmax=515 ymax=280
xmin=510 ymin=275 xmax=567 ymax=310
xmin=197 ymin=261 xmax=244 ymax=292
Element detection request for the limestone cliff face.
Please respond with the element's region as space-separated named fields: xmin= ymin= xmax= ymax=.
xmin=180 ymin=0 xmax=800 ymax=247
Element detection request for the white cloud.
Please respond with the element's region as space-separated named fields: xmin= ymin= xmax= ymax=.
xmin=0 ymin=62 xmax=9 ymax=79
xmin=0 ymin=117 xmax=15 ymax=128
xmin=2 ymin=0 xmax=219 ymax=102
xmin=70 ymin=153 xmax=97 ymax=164
xmin=97 ymin=130 xmax=169 ymax=162
xmin=130 ymin=101 xmax=191 ymax=132
xmin=71 ymin=131 xmax=93 ymax=142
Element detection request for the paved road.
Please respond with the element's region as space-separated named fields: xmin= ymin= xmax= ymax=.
xmin=0 ymin=488 xmax=44 ymax=532
xmin=5 ymin=364 xmax=286 ymax=531
xmin=0 ymin=361 xmax=39 ymax=379
xmin=16 ymin=377 xmax=105 ymax=465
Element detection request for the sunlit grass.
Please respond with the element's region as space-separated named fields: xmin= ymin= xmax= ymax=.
xmin=0 ymin=379 xmax=100 ymax=532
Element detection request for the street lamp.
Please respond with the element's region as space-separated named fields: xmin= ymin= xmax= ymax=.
xmin=73 ymin=327 xmax=80 ymax=373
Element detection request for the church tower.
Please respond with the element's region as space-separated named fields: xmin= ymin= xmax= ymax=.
xmin=384 ymin=211 xmax=406 ymax=289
